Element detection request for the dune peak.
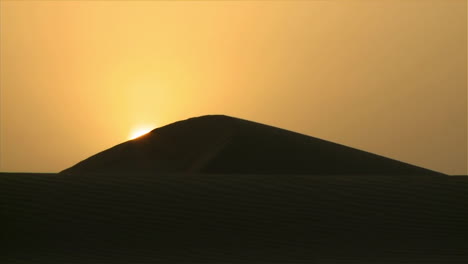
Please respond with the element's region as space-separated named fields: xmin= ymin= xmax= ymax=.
xmin=61 ymin=115 xmax=445 ymax=176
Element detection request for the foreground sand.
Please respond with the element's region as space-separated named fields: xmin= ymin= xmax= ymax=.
xmin=1 ymin=172 xmax=467 ymax=263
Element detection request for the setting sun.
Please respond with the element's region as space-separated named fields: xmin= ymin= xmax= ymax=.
xmin=128 ymin=126 xmax=155 ymax=140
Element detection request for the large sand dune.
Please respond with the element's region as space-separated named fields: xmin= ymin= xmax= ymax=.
xmin=62 ymin=115 xmax=445 ymax=176
xmin=2 ymin=115 xmax=465 ymax=263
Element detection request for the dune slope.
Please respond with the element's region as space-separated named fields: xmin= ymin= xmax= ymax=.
xmin=1 ymin=172 xmax=467 ymax=263
xmin=61 ymin=115 xmax=444 ymax=175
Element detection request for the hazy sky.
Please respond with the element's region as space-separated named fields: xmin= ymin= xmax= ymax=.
xmin=1 ymin=0 xmax=466 ymax=174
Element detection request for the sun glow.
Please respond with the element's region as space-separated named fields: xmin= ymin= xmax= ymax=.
xmin=128 ymin=125 xmax=155 ymax=140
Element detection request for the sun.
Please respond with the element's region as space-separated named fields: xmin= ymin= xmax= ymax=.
xmin=128 ymin=125 xmax=155 ymax=140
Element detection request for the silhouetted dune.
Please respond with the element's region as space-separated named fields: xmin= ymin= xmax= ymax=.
xmin=3 ymin=116 xmax=465 ymax=263
xmin=61 ymin=115 xmax=445 ymax=175
xmin=1 ymin=172 xmax=467 ymax=263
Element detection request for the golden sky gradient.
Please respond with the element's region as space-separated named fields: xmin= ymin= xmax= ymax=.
xmin=0 ymin=0 xmax=466 ymax=174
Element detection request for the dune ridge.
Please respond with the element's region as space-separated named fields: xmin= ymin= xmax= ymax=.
xmin=61 ymin=115 xmax=445 ymax=176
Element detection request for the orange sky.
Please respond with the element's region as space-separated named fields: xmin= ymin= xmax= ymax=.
xmin=0 ymin=0 xmax=466 ymax=174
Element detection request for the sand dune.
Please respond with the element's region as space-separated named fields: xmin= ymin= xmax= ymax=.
xmin=62 ymin=115 xmax=445 ymax=175
xmin=1 ymin=172 xmax=466 ymax=263
xmin=2 ymin=116 xmax=465 ymax=263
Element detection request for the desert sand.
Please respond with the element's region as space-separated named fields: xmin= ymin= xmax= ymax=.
xmin=1 ymin=116 xmax=466 ymax=263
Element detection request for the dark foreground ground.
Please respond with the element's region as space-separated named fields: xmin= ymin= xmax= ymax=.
xmin=1 ymin=173 xmax=467 ymax=263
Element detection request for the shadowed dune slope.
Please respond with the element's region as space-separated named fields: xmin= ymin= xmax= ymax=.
xmin=61 ymin=115 xmax=444 ymax=175
xmin=1 ymin=173 xmax=467 ymax=263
